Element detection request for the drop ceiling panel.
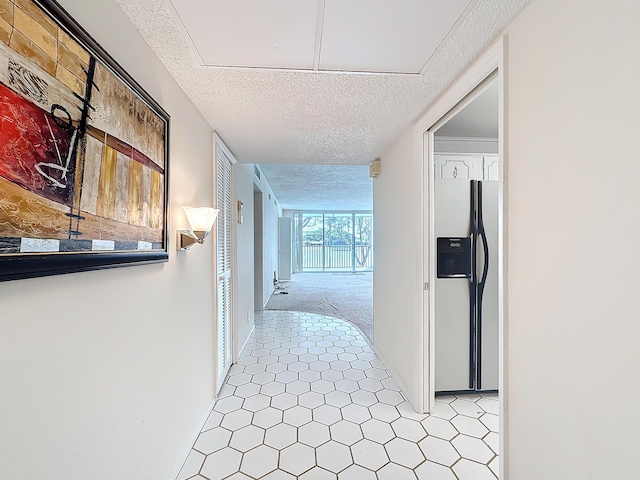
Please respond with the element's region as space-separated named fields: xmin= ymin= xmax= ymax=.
xmin=169 ymin=0 xmax=319 ymax=69
xmin=116 ymin=0 xmax=532 ymax=166
xmin=319 ymin=0 xmax=474 ymax=74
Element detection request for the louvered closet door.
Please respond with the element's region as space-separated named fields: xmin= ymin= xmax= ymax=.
xmin=216 ymin=150 xmax=233 ymax=390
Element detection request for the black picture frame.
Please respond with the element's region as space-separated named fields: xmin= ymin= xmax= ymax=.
xmin=0 ymin=0 xmax=170 ymax=282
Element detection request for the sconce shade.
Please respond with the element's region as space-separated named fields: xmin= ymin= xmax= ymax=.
xmin=179 ymin=207 xmax=219 ymax=250
xmin=182 ymin=207 xmax=219 ymax=233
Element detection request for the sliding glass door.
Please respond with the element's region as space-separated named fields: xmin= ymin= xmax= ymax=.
xmin=293 ymin=212 xmax=373 ymax=272
xmin=300 ymin=213 xmax=323 ymax=271
xmin=354 ymin=214 xmax=373 ymax=271
xmin=324 ymin=214 xmax=353 ymax=271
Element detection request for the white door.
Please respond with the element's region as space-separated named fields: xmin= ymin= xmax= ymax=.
xmin=216 ymin=150 xmax=233 ymax=390
xmin=278 ymin=217 xmax=292 ymax=280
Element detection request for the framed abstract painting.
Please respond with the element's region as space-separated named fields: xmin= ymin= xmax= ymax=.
xmin=0 ymin=0 xmax=170 ymax=281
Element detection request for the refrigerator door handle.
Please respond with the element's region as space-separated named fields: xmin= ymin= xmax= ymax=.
xmin=469 ymin=180 xmax=478 ymax=390
xmin=476 ymin=181 xmax=489 ymax=390
xmin=477 ymin=183 xmax=490 ymax=291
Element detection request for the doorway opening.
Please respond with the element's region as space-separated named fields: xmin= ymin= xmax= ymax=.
xmin=432 ymin=75 xmax=500 ymax=395
xmin=252 ymin=164 xmax=375 ymax=344
xmin=416 ymin=38 xmax=506 ymax=476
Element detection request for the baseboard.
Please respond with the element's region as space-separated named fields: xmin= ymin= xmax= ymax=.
xmin=263 ymin=287 xmax=275 ymax=308
xmin=170 ymin=397 xmax=217 ymax=480
xmin=237 ymin=324 xmax=255 ymax=360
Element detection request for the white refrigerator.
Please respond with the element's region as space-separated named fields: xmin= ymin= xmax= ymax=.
xmin=434 ymin=160 xmax=499 ymax=394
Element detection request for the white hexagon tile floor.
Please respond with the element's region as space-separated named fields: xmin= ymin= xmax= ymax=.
xmin=177 ymin=311 xmax=499 ymax=480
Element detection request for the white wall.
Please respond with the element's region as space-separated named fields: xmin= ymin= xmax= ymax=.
xmin=253 ymin=171 xmax=283 ymax=306
xmin=0 ymin=2 xmax=217 ymax=479
xmin=373 ymin=129 xmax=423 ymax=406
xmin=374 ymin=0 xmax=640 ymax=478
xmin=503 ymin=0 xmax=640 ymax=477
xmin=233 ymin=164 xmax=256 ymax=355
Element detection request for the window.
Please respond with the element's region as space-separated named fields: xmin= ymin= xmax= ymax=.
xmin=293 ymin=212 xmax=373 ymax=272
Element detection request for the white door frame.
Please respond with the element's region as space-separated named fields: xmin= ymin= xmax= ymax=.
xmin=413 ymin=36 xmax=508 ymax=475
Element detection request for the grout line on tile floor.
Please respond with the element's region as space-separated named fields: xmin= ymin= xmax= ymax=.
xmin=177 ymin=310 xmax=499 ymax=480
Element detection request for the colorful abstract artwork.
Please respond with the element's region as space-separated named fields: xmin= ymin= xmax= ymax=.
xmin=0 ymin=0 xmax=169 ymax=281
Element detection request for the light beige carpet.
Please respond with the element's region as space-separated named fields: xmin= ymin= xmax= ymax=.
xmin=264 ymin=272 xmax=373 ymax=343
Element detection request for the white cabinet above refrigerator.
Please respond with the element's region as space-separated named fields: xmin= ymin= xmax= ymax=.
xmin=434 ymin=154 xmax=499 ymax=181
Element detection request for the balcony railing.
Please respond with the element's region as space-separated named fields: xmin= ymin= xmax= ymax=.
xmin=302 ymin=244 xmax=372 ymax=271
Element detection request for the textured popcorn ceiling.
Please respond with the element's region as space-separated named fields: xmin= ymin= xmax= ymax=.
xmin=259 ymin=165 xmax=372 ymax=211
xmin=114 ymin=0 xmax=530 ymax=209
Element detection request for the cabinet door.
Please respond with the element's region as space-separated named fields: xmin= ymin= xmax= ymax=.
xmin=435 ymin=155 xmax=483 ymax=180
xmin=483 ymin=156 xmax=500 ymax=181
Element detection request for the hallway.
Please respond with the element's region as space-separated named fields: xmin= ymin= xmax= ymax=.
xmin=265 ymin=273 xmax=373 ymax=343
xmin=177 ymin=311 xmax=499 ymax=480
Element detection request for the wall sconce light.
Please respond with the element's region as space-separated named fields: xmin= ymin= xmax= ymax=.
xmin=369 ymin=158 xmax=381 ymax=178
xmin=178 ymin=206 xmax=219 ymax=250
